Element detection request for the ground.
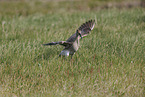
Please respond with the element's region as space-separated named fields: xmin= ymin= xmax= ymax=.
xmin=0 ymin=0 xmax=144 ymax=96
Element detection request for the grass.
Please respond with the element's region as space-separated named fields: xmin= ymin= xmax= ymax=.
xmin=0 ymin=0 xmax=145 ymax=97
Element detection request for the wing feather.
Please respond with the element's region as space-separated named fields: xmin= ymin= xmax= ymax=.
xmin=43 ymin=41 xmax=72 ymax=47
xmin=78 ymin=19 xmax=95 ymax=38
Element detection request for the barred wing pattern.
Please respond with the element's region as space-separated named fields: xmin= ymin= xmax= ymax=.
xmin=78 ymin=20 xmax=95 ymax=38
xmin=43 ymin=19 xmax=95 ymax=58
xmin=66 ymin=20 xmax=95 ymax=42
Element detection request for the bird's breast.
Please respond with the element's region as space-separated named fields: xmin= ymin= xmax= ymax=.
xmin=73 ymin=41 xmax=79 ymax=51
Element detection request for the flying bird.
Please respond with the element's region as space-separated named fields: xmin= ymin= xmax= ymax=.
xmin=43 ymin=20 xmax=95 ymax=58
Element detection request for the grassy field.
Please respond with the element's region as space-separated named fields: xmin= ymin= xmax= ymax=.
xmin=0 ymin=0 xmax=145 ymax=97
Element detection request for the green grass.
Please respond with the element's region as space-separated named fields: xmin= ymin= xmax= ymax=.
xmin=0 ymin=1 xmax=145 ymax=97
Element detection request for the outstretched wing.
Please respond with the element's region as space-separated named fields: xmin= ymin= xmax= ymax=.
xmin=78 ymin=20 xmax=95 ymax=38
xmin=43 ymin=41 xmax=73 ymax=47
xmin=66 ymin=20 xmax=95 ymax=42
xmin=66 ymin=33 xmax=77 ymax=42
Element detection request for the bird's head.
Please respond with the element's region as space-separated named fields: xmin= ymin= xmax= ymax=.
xmin=76 ymin=30 xmax=82 ymax=39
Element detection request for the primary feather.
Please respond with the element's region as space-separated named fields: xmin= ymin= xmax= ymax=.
xmin=43 ymin=19 xmax=95 ymax=58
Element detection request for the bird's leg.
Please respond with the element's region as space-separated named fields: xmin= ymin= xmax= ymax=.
xmin=70 ymin=53 xmax=74 ymax=59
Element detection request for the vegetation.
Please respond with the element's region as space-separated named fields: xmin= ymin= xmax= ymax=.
xmin=0 ymin=0 xmax=144 ymax=96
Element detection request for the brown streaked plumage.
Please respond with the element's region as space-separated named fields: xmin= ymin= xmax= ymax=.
xmin=43 ymin=20 xmax=95 ymax=58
